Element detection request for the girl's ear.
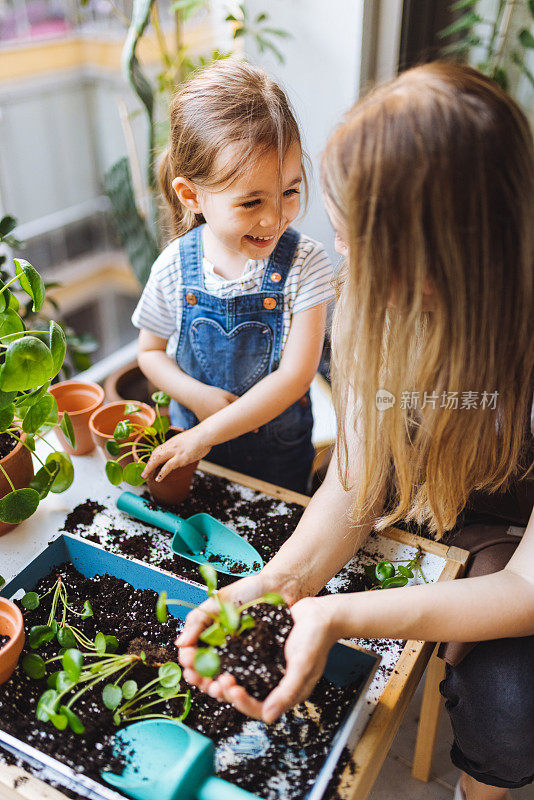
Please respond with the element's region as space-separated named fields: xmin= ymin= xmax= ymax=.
xmin=172 ymin=177 xmax=202 ymax=213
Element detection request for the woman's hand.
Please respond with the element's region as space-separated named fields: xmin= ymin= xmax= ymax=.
xmin=179 ymin=594 xmax=339 ymax=724
xmin=177 ymin=571 xmax=303 ymax=697
xmin=191 ymin=385 xmax=238 ymax=422
xmin=141 ymin=427 xmax=211 ymax=481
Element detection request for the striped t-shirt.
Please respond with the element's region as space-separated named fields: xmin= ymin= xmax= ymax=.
xmin=131 ymin=232 xmax=334 ymax=359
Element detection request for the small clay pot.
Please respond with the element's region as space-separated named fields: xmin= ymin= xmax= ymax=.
xmin=0 ymin=434 xmax=34 ymax=537
xmin=0 ymin=597 xmax=24 ymax=685
xmin=48 ymin=381 xmax=105 ymax=456
xmin=133 ymin=427 xmax=198 ymax=506
xmin=103 ymin=360 xmax=156 ymax=406
xmin=89 ymin=401 xmax=156 ymax=465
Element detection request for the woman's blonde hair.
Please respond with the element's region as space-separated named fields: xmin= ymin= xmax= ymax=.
xmin=322 ymin=62 xmax=534 ymax=538
xmin=159 ymin=59 xmax=307 ymax=238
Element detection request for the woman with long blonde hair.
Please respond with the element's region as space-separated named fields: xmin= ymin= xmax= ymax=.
xmin=178 ymin=63 xmax=534 ymax=800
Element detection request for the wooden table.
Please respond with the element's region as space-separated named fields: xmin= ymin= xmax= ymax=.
xmin=0 ymin=451 xmax=468 ymax=800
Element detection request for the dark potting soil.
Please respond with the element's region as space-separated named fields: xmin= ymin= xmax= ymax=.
xmin=61 ymin=500 xmax=106 ymax=533
xmin=0 ymin=562 xmax=365 ymax=800
xmin=216 ymin=604 xmax=294 ymax=701
xmin=0 ymin=634 xmax=10 ymax=648
xmin=0 ymin=432 xmax=17 ymax=460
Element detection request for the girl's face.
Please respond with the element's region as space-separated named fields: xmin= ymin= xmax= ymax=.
xmin=174 ymin=142 xmax=302 ymax=265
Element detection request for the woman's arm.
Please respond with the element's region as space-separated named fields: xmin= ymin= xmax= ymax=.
xmin=143 ymin=303 xmax=328 ymax=480
xmin=137 ymin=330 xmax=237 ymax=421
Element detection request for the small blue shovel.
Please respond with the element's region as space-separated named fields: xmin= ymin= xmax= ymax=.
xmin=116 ymin=492 xmax=263 ymax=578
xmin=101 ymin=719 xmax=258 ymax=800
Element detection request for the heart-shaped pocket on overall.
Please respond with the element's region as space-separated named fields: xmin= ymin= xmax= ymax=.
xmin=189 ymin=318 xmax=273 ymax=395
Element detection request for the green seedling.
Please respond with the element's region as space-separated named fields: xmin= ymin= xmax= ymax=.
xmin=156 ymin=564 xmax=285 ymax=679
xmin=105 ymin=392 xmax=171 ymax=487
xmin=20 ymin=577 xmax=190 ymax=733
xmin=364 ymin=548 xmax=427 ymax=590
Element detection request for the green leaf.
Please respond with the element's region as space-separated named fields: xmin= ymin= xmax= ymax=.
xmin=199 ymin=564 xmax=217 ymax=595
xmin=237 ymin=614 xmax=255 ymax=635
xmin=105 ymin=439 xmax=121 ymax=456
xmin=0 ymin=390 xmax=16 ymax=410
xmin=104 ymin=635 xmax=119 ymax=653
xmin=200 ymin=623 xmax=227 ymax=646
xmin=381 ymin=575 xmax=408 ymax=589
xmin=21 ymin=591 xmax=39 ymax=610
xmin=47 ymin=671 xmax=60 ymax=688
xmin=158 ymin=662 xmax=182 ymax=688
xmin=0 ymin=575 xmax=4 ymax=588
xmin=0 ymin=309 xmax=24 ymax=339
xmin=0 ymin=488 xmax=40 ymax=524
xmin=123 ymin=461 xmax=145 ymax=486
xmin=106 ymin=460 xmax=123 ymax=485
xmin=60 ymin=411 xmax=75 ymax=448
xmin=260 ymin=592 xmax=285 ymax=606
xmin=156 ymin=591 xmax=168 ymax=623
xmin=25 ymin=434 xmax=35 ymax=451
xmin=398 ymin=565 xmax=414 ymax=579
xmin=103 ymin=684 xmax=122 ymax=710
xmin=438 ymin=11 xmax=481 ymax=39
xmin=57 ymin=627 xmax=77 ymax=649
xmin=114 ymin=420 xmax=134 ymax=440
xmin=49 ymin=321 xmax=66 ymax=377
xmin=194 ymin=648 xmax=220 ymax=678
xmin=124 ymin=403 xmax=141 ymax=414
xmin=22 ymin=653 xmax=46 ymax=679
xmin=122 ymin=680 xmax=137 ymax=699
xmin=30 ymin=462 xmax=60 ymax=501
xmin=14 ymin=259 xmax=45 ymax=312
xmin=50 ymin=712 xmax=68 ymax=730
xmin=94 ymin=632 xmax=106 ymax=654
xmin=23 ymin=393 xmax=55 ymax=434
xmin=375 ymin=562 xmax=395 ymax=582
xmin=529 ymin=0 xmax=534 ymax=19
xmin=29 ymin=624 xmax=55 ymax=649
xmin=151 ymin=391 xmax=170 ymax=406
xmin=46 ymin=452 xmax=74 ymax=493
xmin=179 ymin=689 xmax=191 ymax=721
xmin=0 ymin=337 xmax=54 ymax=391
xmin=153 ymin=415 xmax=170 ymax=437
xmin=60 ymin=705 xmax=85 ymax=734
xmin=518 ymin=28 xmax=534 ymax=49
xmin=451 ymin=0 xmax=478 ymax=9
xmin=81 ymin=601 xmax=93 ymax=619
xmin=0 ymin=216 xmax=17 ymax=239
xmin=56 ymin=671 xmax=75 ymax=693
xmin=36 ymin=689 xmax=59 ymax=721
xmin=62 ymin=648 xmax=83 ymax=681
xmin=0 ymin=403 xmax=14 ymax=433
xmin=219 ymin=602 xmax=240 ymax=633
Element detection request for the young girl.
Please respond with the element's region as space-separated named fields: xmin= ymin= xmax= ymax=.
xmin=133 ymin=60 xmax=333 ymax=495
xmin=178 ymin=64 xmax=534 ymax=800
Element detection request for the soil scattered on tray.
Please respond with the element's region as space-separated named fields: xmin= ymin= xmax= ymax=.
xmin=217 ymin=604 xmax=293 ymax=701
xmin=61 ymin=500 xmax=106 ymax=533
xmin=0 ymin=433 xmax=17 ymax=460
xmin=0 ymin=635 xmax=10 ymax=648
xmin=0 ymin=562 xmax=367 ymax=800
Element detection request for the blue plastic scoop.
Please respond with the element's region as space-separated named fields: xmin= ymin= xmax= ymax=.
xmin=116 ymin=492 xmax=263 ymax=578
xmin=101 ymin=719 xmax=258 ymax=800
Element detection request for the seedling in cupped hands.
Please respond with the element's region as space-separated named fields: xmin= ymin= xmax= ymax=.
xmin=105 ymin=391 xmax=171 ymax=487
xmin=20 ymin=577 xmax=190 ymax=734
xmin=156 ymin=563 xmax=285 ymax=679
xmin=364 ymin=548 xmax=427 ymax=590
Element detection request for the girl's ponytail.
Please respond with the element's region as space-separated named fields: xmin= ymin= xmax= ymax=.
xmin=158 ymin=148 xmax=202 ymax=239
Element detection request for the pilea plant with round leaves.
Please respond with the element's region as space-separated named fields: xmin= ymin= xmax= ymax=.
xmin=20 ymin=577 xmax=190 ymax=734
xmin=364 ymin=549 xmax=428 ymax=590
xmin=0 ymin=215 xmax=75 ymax=525
xmin=105 ymin=391 xmax=171 ymax=488
xmin=156 ymin=563 xmax=286 ymax=679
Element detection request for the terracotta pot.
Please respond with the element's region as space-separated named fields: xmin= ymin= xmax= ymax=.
xmin=103 ymin=360 xmax=156 ymax=406
xmin=89 ymin=401 xmax=156 ymax=465
xmin=48 ymin=381 xmax=105 ymax=456
xmin=0 ymin=434 xmax=34 ymax=537
xmin=0 ymin=597 xmax=24 ymax=685
xmin=133 ymin=427 xmax=198 ymax=506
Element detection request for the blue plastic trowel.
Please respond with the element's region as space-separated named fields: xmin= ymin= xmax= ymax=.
xmin=102 ymin=719 xmax=258 ymax=800
xmin=116 ymin=492 xmax=263 ymax=578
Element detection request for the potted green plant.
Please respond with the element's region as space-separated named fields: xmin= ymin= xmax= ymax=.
xmin=0 ymin=216 xmax=75 ymax=534
xmin=104 ymin=392 xmax=198 ymax=504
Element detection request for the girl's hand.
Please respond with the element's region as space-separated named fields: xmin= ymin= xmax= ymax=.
xmin=192 ymin=385 xmax=238 ymax=421
xmin=177 ymin=571 xmax=303 ymax=697
xmin=141 ymin=427 xmax=211 ymax=481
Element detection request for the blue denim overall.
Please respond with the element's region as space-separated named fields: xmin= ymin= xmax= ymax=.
xmin=169 ymin=224 xmax=314 ymax=493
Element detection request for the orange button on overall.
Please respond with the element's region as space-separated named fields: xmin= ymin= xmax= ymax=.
xmin=263 ymin=297 xmax=277 ymax=310
xmin=186 ymin=293 xmax=197 ymax=305
xmin=271 ymin=272 xmax=282 ymax=283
